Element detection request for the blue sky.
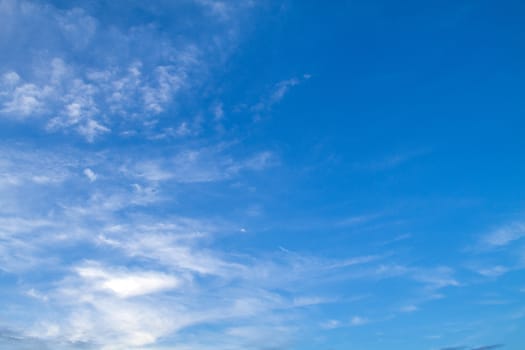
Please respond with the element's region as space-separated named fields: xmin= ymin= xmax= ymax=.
xmin=0 ymin=0 xmax=524 ymax=349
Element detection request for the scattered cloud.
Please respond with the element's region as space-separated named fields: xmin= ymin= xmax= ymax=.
xmin=350 ymin=316 xmax=368 ymax=326
xmin=251 ymin=74 xmax=311 ymax=116
xmin=399 ymin=305 xmax=419 ymax=313
xmin=380 ymin=233 xmax=412 ymax=246
xmin=335 ymin=213 xmax=381 ymax=228
xmin=353 ymin=149 xmax=430 ymax=171
xmin=474 ymin=265 xmax=509 ymax=278
xmin=374 ymin=264 xmax=460 ymax=290
xmin=127 ymin=147 xmax=277 ymax=184
xmin=0 ymin=0 xmax=254 ymax=141
xmin=482 ymin=222 xmax=525 ymax=247
xmin=320 ymin=319 xmax=341 ymax=329
xmin=212 ymin=101 xmax=224 ymax=120
xmin=471 ymin=345 xmax=504 ymax=350
xmin=83 ymin=168 xmax=97 ymax=182
xmin=25 ymin=288 xmax=49 ymax=302
xmin=0 ymin=157 xmax=389 ymax=349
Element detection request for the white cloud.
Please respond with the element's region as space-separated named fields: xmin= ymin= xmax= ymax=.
xmin=328 ymin=255 xmax=381 ymax=269
xmin=372 ymin=264 xmax=460 ymax=290
xmin=83 ymin=168 xmax=97 ymax=182
xmin=74 ymin=262 xmax=180 ymax=298
xmin=270 ymin=77 xmax=301 ymax=103
xmin=223 ymin=324 xmax=293 ymax=349
xmin=59 ymin=298 xmax=180 ymax=348
xmin=251 ymin=75 xmax=311 ymax=114
xmin=412 ymin=267 xmax=460 ymax=289
xmin=2 ymin=71 xmax=20 ymax=85
xmin=483 ymin=222 xmax=525 ymax=247
xmin=76 ymin=119 xmax=110 ymax=142
xmin=350 ymin=316 xmax=368 ymax=326
xmin=320 ymin=319 xmax=341 ymax=329
xmin=212 ymin=101 xmax=224 ymax=120
xmin=353 ymin=149 xmax=430 ymax=171
xmin=292 ymin=296 xmax=333 ymax=307
xmin=127 ymin=147 xmax=277 ymax=184
xmin=197 ymin=0 xmax=232 ymax=20
xmin=0 ymin=217 xmax=54 ymax=237
xmin=114 ymin=233 xmax=244 ymax=276
xmin=35 ymin=232 xmax=367 ymax=349
xmin=131 ymin=160 xmax=174 ymax=182
xmin=1 ymin=82 xmax=51 ymax=116
xmin=242 ymin=151 xmax=277 ymax=170
xmin=56 ymin=7 xmax=97 ymax=50
xmin=399 ymin=305 xmax=419 ymax=313
xmin=475 ymin=265 xmax=509 ymax=277
xmin=0 ymin=193 xmax=465 ymax=350
xmin=26 ymin=288 xmax=49 ymax=302
xmin=0 ymin=0 xmax=251 ymax=141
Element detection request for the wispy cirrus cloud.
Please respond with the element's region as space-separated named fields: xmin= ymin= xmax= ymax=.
xmin=352 ymin=149 xmax=430 ymax=171
xmin=250 ymin=74 xmax=311 ymax=117
xmin=18 ymin=221 xmax=380 ymax=349
xmin=373 ymin=264 xmax=460 ymax=290
xmin=473 ymin=265 xmax=510 ymax=278
xmin=0 ymin=141 xmax=385 ymax=349
xmin=127 ymin=147 xmax=277 ymax=184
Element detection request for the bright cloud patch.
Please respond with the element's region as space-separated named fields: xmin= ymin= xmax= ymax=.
xmin=75 ymin=263 xmax=180 ymax=298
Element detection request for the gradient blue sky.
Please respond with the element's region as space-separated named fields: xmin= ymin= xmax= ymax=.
xmin=0 ymin=1 xmax=524 ymax=349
